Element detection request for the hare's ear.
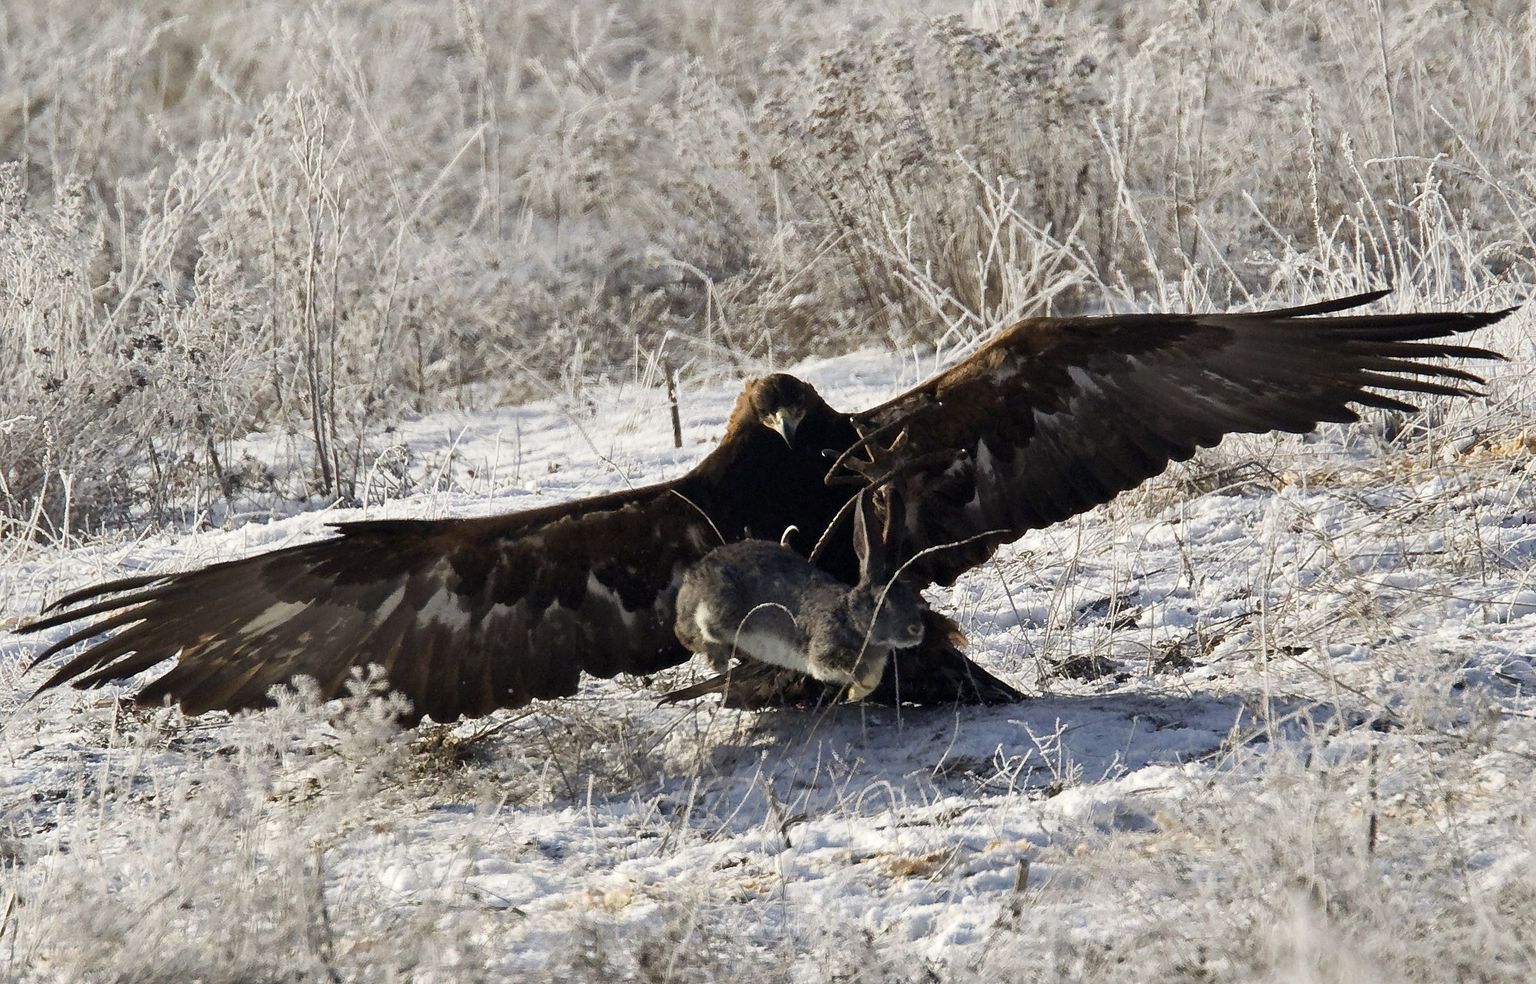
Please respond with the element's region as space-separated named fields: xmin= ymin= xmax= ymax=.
xmin=852 ymin=488 xmax=895 ymax=586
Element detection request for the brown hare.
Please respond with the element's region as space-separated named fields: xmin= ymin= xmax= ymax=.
xmin=673 ymin=493 xmax=925 ymax=700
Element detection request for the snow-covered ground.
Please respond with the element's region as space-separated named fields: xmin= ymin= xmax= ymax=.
xmin=3 ymin=321 xmax=1536 ymax=982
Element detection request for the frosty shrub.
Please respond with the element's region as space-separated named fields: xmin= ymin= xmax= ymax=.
xmin=1 ymin=672 xmax=497 ymax=981
xmin=2 ymin=0 xmax=1533 ymax=531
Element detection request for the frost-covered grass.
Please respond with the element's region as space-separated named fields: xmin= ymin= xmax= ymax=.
xmin=3 ymin=0 xmax=1536 ymax=980
xmin=4 ymin=324 xmax=1536 ymax=981
xmin=2 ymin=0 xmax=1535 ymax=531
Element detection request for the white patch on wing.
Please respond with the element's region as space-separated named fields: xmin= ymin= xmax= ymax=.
xmin=415 ymin=562 xmax=473 ymax=632
xmin=373 ymin=585 xmax=406 ymax=624
xmin=948 ymin=446 xmax=984 ymax=513
xmin=685 ymin=526 xmax=714 ymax=554
xmin=585 ymin=572 xmax=637 ymax=629
xmin=1067 ymin=365 xmax=1106 ymax=398
xmin=975 ymin=439 xmax=997 ymax=483
xmin=236 ymin=601 xmax=308 ymax=640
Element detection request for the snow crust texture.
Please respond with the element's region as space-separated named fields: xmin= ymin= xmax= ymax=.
xmin=4 ymin=331 xmax=1536 ymax=982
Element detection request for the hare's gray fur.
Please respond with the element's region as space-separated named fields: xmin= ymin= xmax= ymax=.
xmin=673 ymin=493 xmax=924 ymax=699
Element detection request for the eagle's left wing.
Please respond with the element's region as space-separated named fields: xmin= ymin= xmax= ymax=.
xmin=847 ymin=291 xmax=1515 ymax=587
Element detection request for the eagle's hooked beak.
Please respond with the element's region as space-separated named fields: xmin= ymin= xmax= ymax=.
xmin=763 ymin=407 xmax=803 ymax=447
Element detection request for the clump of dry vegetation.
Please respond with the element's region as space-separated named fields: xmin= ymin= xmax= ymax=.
xmin=1 ymin=0 xmax=1532 ymax=533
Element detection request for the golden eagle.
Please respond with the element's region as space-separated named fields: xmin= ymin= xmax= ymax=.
xmin=21 ymin=290 xmax=1514 ymax=720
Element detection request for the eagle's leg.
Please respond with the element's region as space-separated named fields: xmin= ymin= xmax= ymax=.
xmin=693 ymin=645 xmax=1022 ymax=709
xmin=657 ymin=607 xmax=1022 ymax=709
xmin=661 ymin=639 xmax=1022 ymax=710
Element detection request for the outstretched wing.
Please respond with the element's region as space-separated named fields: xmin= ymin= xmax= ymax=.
xmin=849 ymin=290 xmax=1515 ymax=587
xmin=24 ymin=484 xmax=719 ymax=721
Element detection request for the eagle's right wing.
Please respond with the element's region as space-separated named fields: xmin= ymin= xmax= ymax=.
xmin=24 ymin=484 xmax=719 ymax=722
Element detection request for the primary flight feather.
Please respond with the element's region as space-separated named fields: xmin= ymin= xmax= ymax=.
xmin=22 ymin=290 xmax=1514 ymax=719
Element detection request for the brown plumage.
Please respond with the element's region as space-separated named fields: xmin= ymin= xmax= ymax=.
xmin=25 ymin=379 xmax=866 ymax=722
xmin=846 ymin=290 xmax=1514 ymax=589
xmin=22 ymin=290 xmax=1515 ymax=719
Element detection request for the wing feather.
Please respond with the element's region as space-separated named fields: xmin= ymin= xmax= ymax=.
xmin=24 ymin=482 xmax=720 ymax=721
xmin=855 ymin=293 xmax=1516 ymax=586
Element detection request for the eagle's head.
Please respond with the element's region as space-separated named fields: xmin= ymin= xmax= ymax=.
xmin=745 ymin=373 xmax=823 ymax=447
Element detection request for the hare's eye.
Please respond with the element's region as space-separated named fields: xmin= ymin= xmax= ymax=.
xmin=907 ymin=622 xmax=923 ymax=637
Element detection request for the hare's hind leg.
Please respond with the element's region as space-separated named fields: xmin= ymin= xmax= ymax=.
xmin=655 ymin=640 xmax=738 ymax=705
xmin=660 ymin=648 xmax=1021 ymax=708
xmin=723 ymin=612 xmax=1023 ymax=708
